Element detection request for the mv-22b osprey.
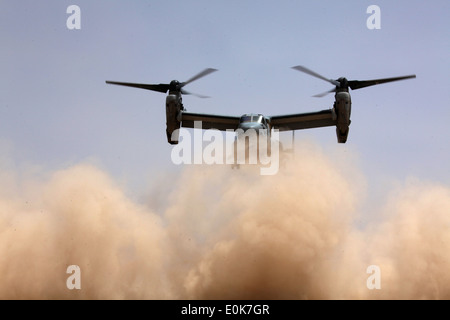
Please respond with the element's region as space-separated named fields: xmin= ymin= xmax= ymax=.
xmin=106 ymin=66 xmax=415 ymax=145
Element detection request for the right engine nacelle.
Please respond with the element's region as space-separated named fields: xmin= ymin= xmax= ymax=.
xmin=334 ymin=91 xmax=352 ymax=143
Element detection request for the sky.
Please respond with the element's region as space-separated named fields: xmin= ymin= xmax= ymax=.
xmin=1 ymin=1 xmax=449 ymax=195
xmin=0 ymin=0 xmax=450 ymax=299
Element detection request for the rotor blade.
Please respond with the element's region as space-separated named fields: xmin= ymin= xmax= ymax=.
xmin=181 ymin=68 xmax=218 ymax=87
xmin=105 ymin=81 xmax=170 ymax=93
xmin=180 ymin=88 xmax=211 ymax=98
xmin=313 ymin=88 xmax=336 ymax=98
xmin=348 ymin=75 xmax=416 ymax=90
xmin=292 ymin=65 xmax=340 ymax=86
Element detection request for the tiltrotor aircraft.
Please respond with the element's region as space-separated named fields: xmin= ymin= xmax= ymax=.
xmin=106 ymin=66 xmax=415 ymax=144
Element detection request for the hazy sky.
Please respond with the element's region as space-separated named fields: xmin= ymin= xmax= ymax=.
xmin=1 ymin=0 xmax=449 ymax=207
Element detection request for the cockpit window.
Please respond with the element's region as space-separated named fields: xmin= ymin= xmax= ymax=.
xmin=252 ymin=115 xmax=262 ymax=123
xmin=240 ymin=114 xmax=263 ymax=123
xmin=240 ymin=115 xmax=252 ymax=123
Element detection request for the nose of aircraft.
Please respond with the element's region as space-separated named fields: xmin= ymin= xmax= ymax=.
xmin=238 ymin=123 xmax=265 ymax=132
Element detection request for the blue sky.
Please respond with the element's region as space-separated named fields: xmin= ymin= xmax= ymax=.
xmin=1 ymin=0 xmax=449 ymax=207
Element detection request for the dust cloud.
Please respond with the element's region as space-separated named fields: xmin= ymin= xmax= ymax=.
xmin=1 ymin=141 xmax=450 ymax=299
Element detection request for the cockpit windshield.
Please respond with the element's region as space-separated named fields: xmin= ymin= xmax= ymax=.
xmin=240 ymin=114 xmax=263 ymax=123
xmin=252 ymin=115 xmax=262 ymax=123
xmin=240 ymin=115 xmax=252 ymax=123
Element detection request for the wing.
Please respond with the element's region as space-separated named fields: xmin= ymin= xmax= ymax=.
xmin=180 ymin=111 xmax=241 ymax=131
xmin=269 ymin=109 xmax=336 ymax=131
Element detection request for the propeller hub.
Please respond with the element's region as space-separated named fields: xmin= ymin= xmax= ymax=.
xmin=169 ymin=80 xmax=181 ymax=92
xmin=337 ymin=77 xmax=348 ymax=89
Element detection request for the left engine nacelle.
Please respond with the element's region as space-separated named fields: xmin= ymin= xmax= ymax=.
xmin=165 ymin=94 xmax=182 ymax=144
